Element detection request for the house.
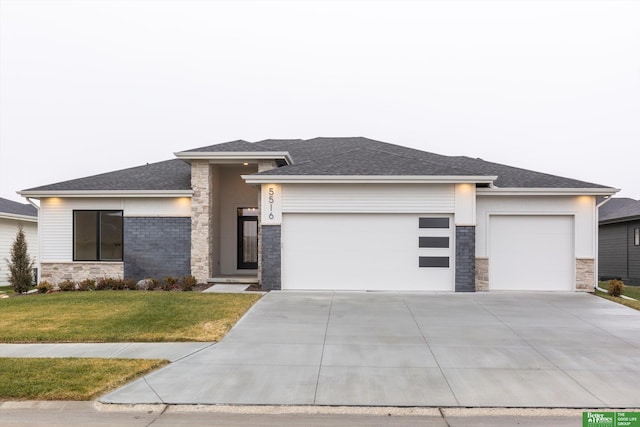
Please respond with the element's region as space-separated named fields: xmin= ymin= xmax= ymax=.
xmin=19 ymin=137 xmax=617 ymax=292
xmin=599 ymin=197 xmax=640 ymax=285
xmin=0 ymin=197 xmax=38 ymax=285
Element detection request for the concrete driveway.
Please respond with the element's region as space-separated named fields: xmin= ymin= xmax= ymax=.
xmin=101 ymin=292 xmax=640 ymax=408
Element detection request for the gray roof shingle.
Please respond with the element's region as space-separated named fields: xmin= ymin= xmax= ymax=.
xmin=24 ymin=159 xmax=191 ymax=192
xmin=21 ymin=137 xmax=614 ymax=193
xmin=0 ymin=198 xmax=37 ymax=217
xmin=599 ymin=198 xmax=640 ymax=223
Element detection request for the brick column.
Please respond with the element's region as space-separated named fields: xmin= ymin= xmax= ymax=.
xmin=190 ymin=160 xmax=211 ymax=283
xmin=455 ymin=226 xmax=476 ymax=292
xmin=261 ymin=225 xmax=281 ymax=290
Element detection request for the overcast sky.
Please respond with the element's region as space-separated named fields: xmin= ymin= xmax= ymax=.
xmin=1 ymin=0 xmax=639 ymax=203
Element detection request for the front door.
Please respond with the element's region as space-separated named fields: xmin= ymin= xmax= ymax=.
xmin=237 ymin=208 xmax=258 ymax=269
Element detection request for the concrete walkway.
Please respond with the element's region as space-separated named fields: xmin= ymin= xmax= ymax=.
xmin=0 ymin=342 xmax=214 ymax=362
xmin=100 ymin=291 xmax=640 ymax=408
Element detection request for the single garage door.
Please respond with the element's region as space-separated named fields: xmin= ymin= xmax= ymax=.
xmin=489 ymin=215 xmax=574 ymax=291
xmin=281 ymin=213 xmax=453 ymax=291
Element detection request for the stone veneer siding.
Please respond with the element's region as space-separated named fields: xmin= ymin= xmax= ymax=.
xmin=190 ymin=160 xmax=211 ymax=283
xmin=455 ymin=226 xmax=476 ymax=292
xmin=124 ymin=217 xmax=191 ymax=281
xmin=40 ymin=262 xmax=124 ymax=284
xmin=475 ymin=257 xmax=489 ymax=291
xmin=576 ymin=258 xmax=595 ymax=291
xmin=261 ymin=225 xmax=281 ymax=290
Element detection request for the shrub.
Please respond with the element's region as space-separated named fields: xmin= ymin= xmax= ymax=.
xmin=608 ymin=279 xmax=624 ymax=297
xmin=77 ymin=279 xmax=96 ymax=291
xmin=5 ymin=225 xmax=34 ymax=293
xmin=96 ymin=277 xmax=115 ymax=290
xmin=36 ymin=281 xmax=54 ymax=294
xmin=124 ymin=279 xmax=137 ymax=290
xmin=58 ymin=280 xmax=76 ymax=292
xmin=163 ymin=276 xmax=178 ymax=291
xmin=111 ymin=278 xmax=127 ymax=290
xmin=182 ymin=275 xmax=197 ymax=292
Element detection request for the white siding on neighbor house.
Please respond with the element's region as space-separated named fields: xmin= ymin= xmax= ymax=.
xmin=475 ymin=195 xmax=596 ymax=258
xmin=281 ymin=184 xmax=455 ymax=213
xmin=39 ymin=197 xmax=191 ymax=262
xmin=0 ymin=218 xmax=38 ymax=285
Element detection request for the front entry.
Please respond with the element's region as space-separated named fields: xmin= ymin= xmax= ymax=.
xmin=237 ymin=208 xmax=258 ymax=269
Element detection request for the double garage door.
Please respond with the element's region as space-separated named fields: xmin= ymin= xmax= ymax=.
xmin=281 ymin=213 xmax=453 ymax=291
xmin=280 ymin=213 xmax=575 ymax=291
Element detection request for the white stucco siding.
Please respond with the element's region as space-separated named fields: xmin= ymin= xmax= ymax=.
xmin=39 ymin=197 xmax=191 ymax=262
xmin=0 ymin=218 xmax=38 ymax=285
xmin=476 ymin=195 xmax=596 ymax=258
xmin=282 ymin=184 xmax=455 ymax=213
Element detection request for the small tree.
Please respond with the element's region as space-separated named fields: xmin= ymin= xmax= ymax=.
xmin=6 ymin=225 xmax=34 ymax=294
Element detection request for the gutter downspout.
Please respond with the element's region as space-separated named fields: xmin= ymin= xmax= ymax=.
xmin=594 ymin=196 xmax=613 ymax=292
xmin=25 ymin=197 xmax=41 ymax=284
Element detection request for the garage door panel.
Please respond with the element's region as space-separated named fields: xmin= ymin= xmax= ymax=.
xmin=490 ymin=215 xmax=574 ymax=291
xmin=282 ymin=213 xmax=453 ymax=291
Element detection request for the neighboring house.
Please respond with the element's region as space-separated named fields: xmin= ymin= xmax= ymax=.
xmin=0 ymin=197 xmax=38 ymax=285
xmin=19 ymin=137 xmax=617 ymax=292
xmin=599 ymin=197 xmax=640 ymax=285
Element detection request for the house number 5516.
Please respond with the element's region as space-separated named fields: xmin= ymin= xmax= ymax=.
xmin=268 ymin=187 xmax=275 ymax=220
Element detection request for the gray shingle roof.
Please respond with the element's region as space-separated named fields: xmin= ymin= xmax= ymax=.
xmin=599 ymin=198 xmax=640 ymax=223
xmin=182 ymin=140 xmax=276 ymax=152
xmin=253 ymin=137 xmax=611 ymax=188
xmin=23 ymin=159 xmax=191 ymax=192
xmin=21 ymin=137 xmax=614 ymax=193
xmin=0 ymin=198 xmax=37 ymax=217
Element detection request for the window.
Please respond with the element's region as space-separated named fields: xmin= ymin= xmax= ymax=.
xmin=74 ymin=210 xmax=123 ymax=261
xmin=419 ymin=217 xmax=449 ymax=228
xmin=419 ymin=256 xmax=450 ymax=268
xmin=635 ymin=228 xmax=640 ymax=246
xmin=419 ymin=237 xmax=449 ymax=248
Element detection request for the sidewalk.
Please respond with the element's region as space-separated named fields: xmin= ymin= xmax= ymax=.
xmin=0 ymin=342 xmax=214 ymax=362
xmin=0 ymin=401 xmax=589 ymax=427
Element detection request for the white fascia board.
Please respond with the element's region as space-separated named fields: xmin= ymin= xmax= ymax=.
xmin=174 ymin=151 xmax=292 ymax=164
xmin=17 ymin=190 xmax=194 ymax=199
xmin=476 ymin=187 xmax=620 ymax=196
xmin=0 ymin=213 xmax=37 ymax=222
xmin=242 ymin=175 xmax=498 ymax=184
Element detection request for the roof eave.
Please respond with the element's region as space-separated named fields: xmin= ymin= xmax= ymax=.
xmin=0 ymin=213 xmax=37 ymax=222
xmin=477 ymin=187 xmax=620 ymax=196
xmin=242 ymin=175 xmax=498 ymax=184
xmin=17 ymin=190 xmax=194 ymax=199
xmin=174 ymin=151 xmax=292 ymax=164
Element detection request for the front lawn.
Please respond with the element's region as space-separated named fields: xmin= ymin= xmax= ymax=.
xmin=0 ymin=285 xmax=15 ymax=296
xmin=0 ymin=291 xmax=261 ymax=342
xmin=0 ymin=358 xmax=167 ymax=400
xmin=598 ymin=281 xmax=640 ymax=300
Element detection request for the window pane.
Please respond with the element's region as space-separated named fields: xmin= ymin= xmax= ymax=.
xmin=419 ymin=237 xmax=449 ymax=248
xmin=419 ymin=256 xmax=450 ymax=268
xmin=419 ymin=218 xmax=449 ymax=229
xmin=100 ymin=211 xmax=123 ymax=261
xmin=635 ymin=228 xmax=640 ymax=246
xmin=242 ymin=220 xmax=258 ymax=263
xmin=74 ymin=211 xmax=97 ymax=261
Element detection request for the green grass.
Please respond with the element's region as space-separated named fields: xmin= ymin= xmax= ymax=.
xmin=0 ymin=358 xmax=167 ymax=400
xmin=0 ymin=285 xmax=16 ymax=296
xmin=597 ymin=281 xmax=640 ymax=300
xmin=0 ymin=291 xmax=261 ymax=342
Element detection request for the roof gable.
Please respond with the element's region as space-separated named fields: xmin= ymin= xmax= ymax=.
xmin=600 ymin=198 xmax=640 ymax=223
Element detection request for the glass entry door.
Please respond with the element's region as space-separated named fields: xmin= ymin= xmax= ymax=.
xmin=237 ymin=208 xmax=258 ymax=270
